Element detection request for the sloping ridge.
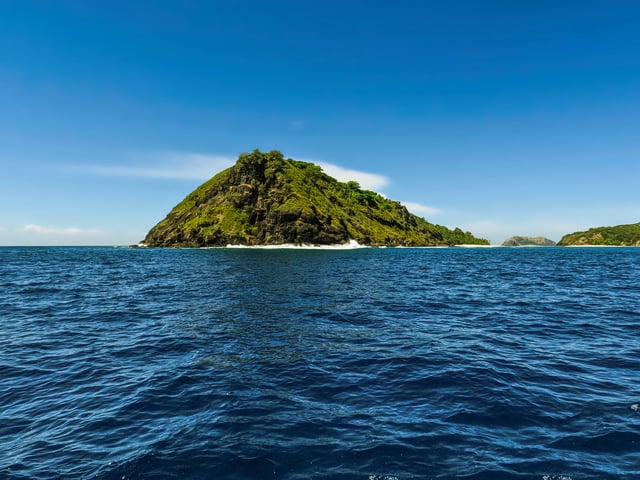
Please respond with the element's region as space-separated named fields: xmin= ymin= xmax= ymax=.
xmin=557 ymin=222 xmax=640 ymax=246
xmin=143 ymin=150 xmax=488 ymax=247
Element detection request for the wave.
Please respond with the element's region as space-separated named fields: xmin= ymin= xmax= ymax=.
xmin=548 ymin=430 xmax=640 ymax=453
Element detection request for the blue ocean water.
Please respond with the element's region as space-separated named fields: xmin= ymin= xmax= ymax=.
xmin=1 ymin=246 xmax=639 ymax=480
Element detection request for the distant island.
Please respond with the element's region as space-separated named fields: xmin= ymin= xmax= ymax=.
xmin=557 ymin=222 xmax=640 ymax=246
xmin=502 ymin=236 xmax=556 ymax=247
xmin=142 ymin=150 xmax=489 ymax=247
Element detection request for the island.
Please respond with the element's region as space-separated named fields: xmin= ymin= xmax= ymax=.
xmin=142 ymin=149 xmax=489 ymax=247
xmin=502 ymin=236 xmax=556 ymax=247
xmin=557 ymin=222 xmax=640 ymax=246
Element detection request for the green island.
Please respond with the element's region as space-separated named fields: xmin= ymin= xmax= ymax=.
xmin=143 ymin=149 xmax=489 ymax=247
xmin=502 ymin=236 xmax=556 ymax=247
xmin=557 ymin=222 xmax=640 ymax=246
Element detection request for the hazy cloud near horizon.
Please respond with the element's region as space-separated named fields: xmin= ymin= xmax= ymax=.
xmin=23 ymin=224 xmax=103 ymax=236
xmin=74 ymin=152 xmax=235 ymax=180
xmin=0 ymin=224 xmax=111 ymax=246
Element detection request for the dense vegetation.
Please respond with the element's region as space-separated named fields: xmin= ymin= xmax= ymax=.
xmin=143 ymin=150 xmax=489 ymax=247
xmin=557 ymin=222 xmax=640 ymax=246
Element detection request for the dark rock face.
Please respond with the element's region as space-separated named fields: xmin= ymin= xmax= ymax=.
xmin=143 ymin=150 xmax=489 ymax=247
xmin=502 ymin=236 xmax=556 ymax=246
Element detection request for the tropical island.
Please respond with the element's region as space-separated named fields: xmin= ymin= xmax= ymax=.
xmin=502 ymin=236 xmax=556 ymax=247
xmin=142 ymin=149 xmax=489 ymax=247
xmin=557 ymin=222 xmax=640 ymax=246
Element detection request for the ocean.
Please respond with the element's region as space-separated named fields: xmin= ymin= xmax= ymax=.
xmin=1 ymin=246 xmax=639 ymax=480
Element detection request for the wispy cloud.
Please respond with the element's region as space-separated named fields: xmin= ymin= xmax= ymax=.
xmin=402 ymin=201 xmax=442 ymax=217
xmin=78 ymin=152 xmax=234 ymax=180
xmin=23 ymin=224 xmax=103 ymax=235
xmin=315 ymin=161 xmax=389 ymax=191
xmin=79 ymin=152 xmax=387 ymax=190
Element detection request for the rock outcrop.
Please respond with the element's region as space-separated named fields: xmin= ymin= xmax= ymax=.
xmin=502 ymin=236 xmax=556 ymax=246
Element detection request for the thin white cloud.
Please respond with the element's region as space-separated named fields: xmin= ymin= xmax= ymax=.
xmin=79 ymin=152 xmax=234 ymax=180
xmin=402 ymin=201 xmax=442 ymax=216
xmin=23 ymin=224 xmax=102 ymax=236
xmin=315 ymin=161 xmax=389 ymax=191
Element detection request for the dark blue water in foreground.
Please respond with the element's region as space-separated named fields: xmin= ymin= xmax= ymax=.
xmin=1 ymin=246 xmax=639 ymax=480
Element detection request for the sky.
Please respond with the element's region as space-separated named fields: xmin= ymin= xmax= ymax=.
xmin=1 ymin=1 xmax=639 ymax=245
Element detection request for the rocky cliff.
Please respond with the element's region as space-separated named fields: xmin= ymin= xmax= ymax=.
xmin=143 ymin=150 xmax=489 ymax=247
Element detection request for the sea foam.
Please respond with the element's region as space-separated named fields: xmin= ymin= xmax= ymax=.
xmin=224 ymin=239 xmax=366 ymax=249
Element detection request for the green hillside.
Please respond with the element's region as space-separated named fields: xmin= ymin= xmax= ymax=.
xmin=143 ymin=150 xmax=488 ymax=247
xmin=557 ymin=222 xmax=640 ymax=246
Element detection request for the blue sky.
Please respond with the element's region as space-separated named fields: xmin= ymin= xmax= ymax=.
xmin=1 ymin=1 xmax=639 ymax=245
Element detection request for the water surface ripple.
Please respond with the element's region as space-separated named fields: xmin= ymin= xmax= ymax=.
xmin=1 ymin=247 xmax=639 ymax=479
